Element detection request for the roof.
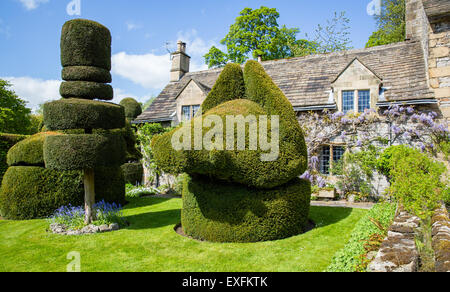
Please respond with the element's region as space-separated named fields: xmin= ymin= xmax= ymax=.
xmin=135 ymin=40 xmax=434 ymax=123
xmin=423 ymin=0 xmax=450 ymax=23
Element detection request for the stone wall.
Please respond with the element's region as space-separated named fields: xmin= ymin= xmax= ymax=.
xmin=368 ymin=208 xmax=420 ymax=272
xmin=429 ymin=19 xmax=450 ymax=122
xmin=431 ymin=205 xmax=450 ymax=272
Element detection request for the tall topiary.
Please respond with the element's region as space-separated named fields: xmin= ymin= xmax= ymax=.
xmin=152 ymin=61 xmax=310 ymax=242
xmin=43 ymin=19 xmax=125 ymax=224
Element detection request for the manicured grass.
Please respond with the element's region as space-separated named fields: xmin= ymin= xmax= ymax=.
xmin=0 ymin=197 xmax=367 ymax=272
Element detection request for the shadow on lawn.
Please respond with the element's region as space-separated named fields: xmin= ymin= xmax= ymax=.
xmin=124 ymin=209 xmax=181 ymax=230
xmin=309 ymin=206 xmax=353 ymax=229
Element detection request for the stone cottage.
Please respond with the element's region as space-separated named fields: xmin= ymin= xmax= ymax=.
xmin=135 ymin=0 xmax=450 ymax=181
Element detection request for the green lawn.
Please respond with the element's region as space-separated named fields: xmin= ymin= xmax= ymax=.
xmin=0 ymin=197 xmax=367 ymax=272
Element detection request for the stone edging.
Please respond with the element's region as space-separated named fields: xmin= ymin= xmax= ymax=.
xmin=49 ymin=223 xmax=120 ymax=235
xmin=368 ymin=208 xmax=420 ymax=272
xmin=432 ymin=205 xmax=450 ymax=272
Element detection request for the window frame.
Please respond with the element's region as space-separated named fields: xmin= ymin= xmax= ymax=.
xmin=319 ymin=144 xmax=346 ymax=175
xmin=181 ymin=104 xmax=201 ymax=122
xmin=340 ymin=89 xmax=371 ymax=114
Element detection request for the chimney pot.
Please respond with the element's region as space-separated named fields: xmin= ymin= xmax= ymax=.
xmin=170 ymin=40 xmax=190 ymax=82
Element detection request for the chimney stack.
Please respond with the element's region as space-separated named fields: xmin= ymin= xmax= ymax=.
xmin=170 ymin=40 xmax=190 ymax=82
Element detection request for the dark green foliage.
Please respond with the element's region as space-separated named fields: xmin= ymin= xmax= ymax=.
xmin=43 ymin=98 xmax=125 ymax=131
xmin=61 ymin=19 xmax=112 ymax=70
xmin=182 ymin=174 xmax=311 ymax=243
xmin=121 ymin=162 xmax=143 ymax=185
xmin=0 ymin=79 xmax=33 ymax=135
xmin=0 ymin=133 xmax=27 ymax=181
xmin=201 ymin=63 xmax=246 ymax=113
xmin=62 ymin=66 xmax=112 ymax=83
xmin=151 ymin=128 xmax=187 ymax=175
xmin=120 ymin=98 xmax=142 ymax=121
xmin=244 ymin=60 xmax=307 ymax=156
xmin=0 ymin=166 xmax=84 ymax=220
xmin=0 ymin=166 xmax=125 ymax=220
xmin=95 ymin=166 xmax=126 ymax=205
xmin=44 ymin=133 xmax=126 ymax=170
xmin=7 ymin=132 xmax=61 ymax=167
xmin=124 ymin=120 xmax=142 ymax=162
xmin=60 ymin=81 xmax=113 ymax=100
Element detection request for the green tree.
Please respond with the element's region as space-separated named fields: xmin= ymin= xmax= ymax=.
xmin=204 ymin=46 xmax=229 ymax=69
xmin=366 ymin=0 xmax=405 ymax=48
xmin=0 ymin=79 xmax=32 ymax=134
xmin=204 ymin=7 xmax=308 ymax=67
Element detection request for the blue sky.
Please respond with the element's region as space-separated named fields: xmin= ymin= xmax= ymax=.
xmin=0 ymin=0 xmax=379 ymax=111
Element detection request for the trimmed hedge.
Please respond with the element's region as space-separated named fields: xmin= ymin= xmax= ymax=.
xmin=0 ymin=166 xmax=126 ymax=220
xmin=124 ymin=120 xmax=142 ymax=162
xmin=201 ymin=63 xmax=246 ymax=113
xmin=182 ymin=174 xmax=311 ymax=243
xmin=62 ymin=66 xmax=112 ymax=83
xmin=0 ymin=166 xmax=84 ymax=220
xmin=121 ymin=162 xmax=143 ymax=185
xmin=120 ymin=98 xmax=142 ymax=121
xmin=95 ymin=166 xmax=126 ymax=206
xmin=244 ymin=60 xmax=307 ymax=159
xmin=60 ymin=81 xmax=113 ymax=100
xmin=44 ymin=132 xmax=126 ymax=170
xmin=43 ymin=98 xmax=125 ymax=131
xmin=0 ymin=133 xmax=27 ymax=181
xmin=153 ymin=98 xmax=307 ymax=189
xmin=7 ymin=132 xmax=61 ymax=167
xmin=61 ymin=19 xmax=111 ymax=70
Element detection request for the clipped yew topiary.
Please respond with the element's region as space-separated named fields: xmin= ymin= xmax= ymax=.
xmin=43 ymin=19 xmax=125 ymax=224
xmin=0 ymin=133 xmax=28 ymax=181
xmin=60 ymin=81 xmax=113 ymax=100
xmin=121 ymin=162 xmax=143 ymax=185
xmin=62 ymin=66 xmax=112 ymax=83
xmin=151 ymin=61 xmax=311 ymax=242
xmin=61 ymin=19 xmax=111 ymax=70
xmin=200 ymin=63 xmax=246 ymax=113
xmin=120 ymin=98 xmax=142 ymax=121
xmin=182 ymin=175 xmax=311 ymax=243
xmin=7 ymin=132 xmax=61 ymax=167
xmin=43 ymin=98 xmax=125 ymax=131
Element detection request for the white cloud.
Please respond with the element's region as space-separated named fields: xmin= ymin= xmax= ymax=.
xmin=18 ymin=0 xmax=49 ymax=10
xmin=126 ymin=21 xmax=142 ymax=31
xmin=112 ymin=52 xmax=171 ymax=90
xmin=2 ymin=76 xmax=61 ymax=111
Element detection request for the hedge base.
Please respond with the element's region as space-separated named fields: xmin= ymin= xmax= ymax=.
xmin=0 ymin=166 xmax=125 ymax=220
xmin=181 ymin=175 xmax=311 ymax=243
xmin=121 ymin=162 xmax=143 ymax=185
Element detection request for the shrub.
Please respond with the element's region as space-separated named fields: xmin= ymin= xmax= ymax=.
xmin=44 ymin=132 xmax=126 ymax=170
xmin=0 ymin=166 xmax=84 ymax=220
xmin=95 ymin=166 xmax=126 ymax=205
xmin=120 ymin=98 xmax=142 ymax=121
xmin=326 ymin=203 xmax=396 ymax=272
xmin=60 ymin=81 xmax=113 ymax=100
xmin=389 ymin=147 xmax=446 ymax=220
xmin=124 ymin=120 xmax=142 ymax=162
xmin=0 ymin=133 xmax=27 ymax=180
xmin=376 ymin=145 xmax=416 ymax=179
xmin=7 ymin=132 xmax=61 ymax=167
xmin=0 ymin=166 xmax=125 ymax=220
xmin=43 ymin=98 xmax=125 ymax=131
xmin=62 ymin=66 xmax=112 ymax=83
xmin=126 ymin=185 xmax=159 ymax=198
xmin=61 ymin=19 xmax=111 ymax=70
xmin=181 ymin=174 xmax=311 ymax=243
xmin=121 ymin=162 xmax=143 ymax=185
xmin=201 ymin=63 xmax=246 ymax=113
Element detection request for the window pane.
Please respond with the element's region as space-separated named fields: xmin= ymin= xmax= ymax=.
xmin=342 ymin=91 xmax=354 ymax=114
xmin=333 ymin=146 xmax=345 ymax=162
xmin=358 ymin=90 xmax=370 ymax=113
xmin=320 ymin=146 xmax=331 ymax=175
xmin=192 ymin=105 xmax=200 ymax=118
xmin=182 ymin=106 xmax=191 ymax=121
